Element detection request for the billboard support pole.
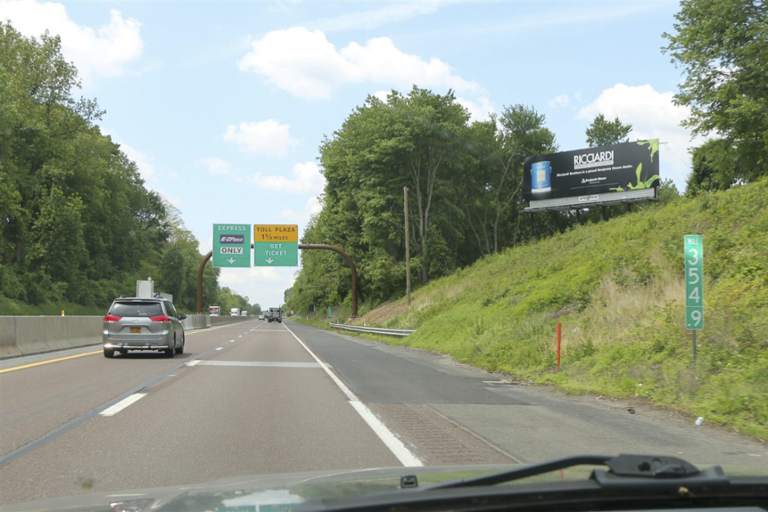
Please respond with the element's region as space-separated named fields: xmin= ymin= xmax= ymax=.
xmin=600 ymin=206 xmax=608 ymax=222
xmin=575 ymin=209 xmax=581 ymax=224
xmin=625 ymin=204 xmax=632 ymax=213
xmin=529 ymin=213 xmax=536 ymax=239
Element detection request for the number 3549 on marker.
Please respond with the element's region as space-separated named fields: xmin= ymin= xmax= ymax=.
xmin=684 ymin=235 xmax=703 ymax=330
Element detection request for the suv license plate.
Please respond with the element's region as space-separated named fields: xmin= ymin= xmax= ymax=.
xmin=130 ymin=327 xmax=141 ymax=333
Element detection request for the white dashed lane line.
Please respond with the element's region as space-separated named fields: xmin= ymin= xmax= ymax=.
xmin=99 ymin=394 xmax=146 ymax=417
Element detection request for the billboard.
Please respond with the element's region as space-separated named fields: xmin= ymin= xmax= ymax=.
xmin=524 ymin=140 xmax=660 ymax=201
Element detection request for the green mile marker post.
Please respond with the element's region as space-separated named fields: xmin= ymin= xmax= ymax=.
xmin=684 ymin=235 xmax=703 ymax=366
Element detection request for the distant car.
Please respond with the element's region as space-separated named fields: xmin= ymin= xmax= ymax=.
xmin=258 ymin=315 xmax=264 ymax=321
xmin=102 ymin=297 xmax=186 ymax=358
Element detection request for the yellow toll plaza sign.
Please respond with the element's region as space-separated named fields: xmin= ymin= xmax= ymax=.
xmin=253 ymin=225 xmax=298 ymax=266
xmin=253 ymin=224 xmax=299 ymax=242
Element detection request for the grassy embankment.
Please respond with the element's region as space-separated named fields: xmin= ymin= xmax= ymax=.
xmin=0 ymin=296 xmax=106 ymax=316
xmin=300 ymin=180 xmax=768 ymax=439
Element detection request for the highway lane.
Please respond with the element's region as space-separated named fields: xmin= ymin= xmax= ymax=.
xmin=1 ymin=320 xmax=766 ymax=506
xmin=291 ymin=321 xmax=768 ymax=467
xmin=0 ymin=321 xmax=404 ymax=505
xmin=0 ymin=321 xmax=254 ymax=459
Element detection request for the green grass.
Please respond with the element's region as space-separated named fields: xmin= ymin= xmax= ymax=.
xmin=290 ymin=316 xmax=334 ymax=330
xmin=353 ymin=180 xmax=768 ymax=439
xmin=0 ymin=294 xmax=107 ymax=316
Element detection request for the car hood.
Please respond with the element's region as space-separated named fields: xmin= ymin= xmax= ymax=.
xmin=2 ymin=464 xmax=516 ymax=512
xmin=5 ymin=463 xmax=767 ymax=512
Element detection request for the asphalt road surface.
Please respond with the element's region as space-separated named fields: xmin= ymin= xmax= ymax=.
xmin=1 ymin=320 xmax=765 ymax=506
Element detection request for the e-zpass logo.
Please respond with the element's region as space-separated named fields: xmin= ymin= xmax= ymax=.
xmin=220 ymin=234 xmax=244 ymax=244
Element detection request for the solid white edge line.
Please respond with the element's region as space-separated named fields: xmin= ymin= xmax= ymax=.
xmin=99 ymin=393 xmax=146 ymax=417
xmin=282 ymin=322 xmax=423 ymax=467
xmin=349 ymin=402 xmax=422 ymax=467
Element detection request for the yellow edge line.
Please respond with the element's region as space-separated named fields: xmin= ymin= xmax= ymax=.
xmin=0 ymin=350 xmax=102 ymax=374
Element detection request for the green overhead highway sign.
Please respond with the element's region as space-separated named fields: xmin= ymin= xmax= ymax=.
xmin=254 ymin=224 xmax=298 ymax=267
xmin=212 ymin=224 xmax=251 ymax=268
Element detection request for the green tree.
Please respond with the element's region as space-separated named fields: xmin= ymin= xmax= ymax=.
xmin=686 ymin=138 xmax=747 ymax=195
xmin=459 ymin=105 xmax=558 ymax=255
xmin=0 ymin=22 xmax=243 ymax=314
xmin=29 ymin=186 xmax=87 ymax=297
xmin=158 ymin=244 xmax=185 ymax=304
xmin=585 ymin=113 xmax=633 ymax=147
xmin=658 ymin=178 xmax=681 ymax=203
xmin=316 ymin=87 xmax=470 ymax=295
xmin=663 ymin=0 xmax=768 ymax=185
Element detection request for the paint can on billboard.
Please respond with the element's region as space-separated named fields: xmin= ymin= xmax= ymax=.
xmin=531 ymin=161 xmax=551 ymax=193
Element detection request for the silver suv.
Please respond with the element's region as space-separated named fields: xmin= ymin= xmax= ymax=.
xmin=102 ymin=297 xmax=186 ymax=358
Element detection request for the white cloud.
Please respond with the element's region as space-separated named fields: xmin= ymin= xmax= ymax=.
xmin=223 ymin=120 xmax=297 ymax=156
xmin=306 ymin=195 xmax=322 ymax=216
xmin=200 ymin=157 xmax=231 ymax=176
xmin=578 ymin=84 xmax=705 ymax=188
xmin=220 ymin=266 xmax=286 ymax=286
xmin=238 ymin=27 xmax=481 ymax=100
xmin=200 ymin=236 xmax=213 ymax=255
xmin=456 ymin=96 xmax=494 ymax=123
xmin=280 ymin=209 xmax=302 ymax=222
xmin=0 ymin=0 xmax=143 ymax=86
xmin=156 ymin=189 xmax=182 ymax=207
xmin=119 ymin=141 xmax=155 ymax=184
xmin=372 ymin=90 xmax=391 ymax=103
xmin=115 ymin=139 xmax=181 ymax=205
xmin=253 ymin=161 xmax=325 ymax=195
xmin=547 ymin=94 xmax=570 ymax=110
xmin=279 ymin=196 xmax=323 ymax=223
xmin=217 ymin=266 xmax=297 ymax=308
xmin=310 ymin=1 xmax=444 ymax=32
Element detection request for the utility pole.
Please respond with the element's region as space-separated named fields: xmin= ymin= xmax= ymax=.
xmin=404 ymin=186 xmax=411 ymax=305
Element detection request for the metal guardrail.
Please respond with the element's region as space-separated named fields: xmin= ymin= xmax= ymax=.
xmin=329 ymin=323 xmax=415 ymax=337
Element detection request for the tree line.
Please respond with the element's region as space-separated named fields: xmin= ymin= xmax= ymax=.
xmin=0 ymin=23 xmax=253 ymax=314
xmin=287 ymin=0 xmax=766 ymax=314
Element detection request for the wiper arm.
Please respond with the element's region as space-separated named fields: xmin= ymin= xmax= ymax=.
xmin=427 ymin=455 xmax=612 ymax=489
xmin=427 ymin=454 xmax=725 ymax=490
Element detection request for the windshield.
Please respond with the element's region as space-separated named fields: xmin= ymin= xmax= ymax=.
xmin=1 ymin=0 xmax=766 ymax=510
xmin=110 ymin=303 xmax=164 ymax=318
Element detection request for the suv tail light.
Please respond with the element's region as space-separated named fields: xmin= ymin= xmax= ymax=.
xmin=150 ymin=315 xmax=171 ymax=323
xmin=104 ymin=314 xmax=121 ymax=322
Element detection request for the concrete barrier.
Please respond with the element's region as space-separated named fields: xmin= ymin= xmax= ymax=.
xmin=14 ymin=317 xmax=52 ymax=355
xmin=181 ymin=315 xmax=208 ymax=331
xmin=0 ymin=316 xmax=20 ymax=358
xmin=1 ymin=314 xmax=255 ymax=359
xmin=64 ymin=316 xmax=102 ymax=349
xmin=210 ymin=316 xmax=250 ymax=326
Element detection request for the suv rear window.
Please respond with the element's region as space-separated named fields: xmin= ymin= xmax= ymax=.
xmin=110 ymin=302 xmax=164 ymax=317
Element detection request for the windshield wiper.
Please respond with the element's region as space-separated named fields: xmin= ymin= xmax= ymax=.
xmin=426 ymin=453 xmax=727 ymax=490
xmin=426 ymin=455 xmax=611 ymax=489
xmin=296 ymin=455 xmax=765 ymax=512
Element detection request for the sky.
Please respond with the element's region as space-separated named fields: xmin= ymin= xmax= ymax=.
xmin=0 ymin=0 xmax=700 ymax=308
